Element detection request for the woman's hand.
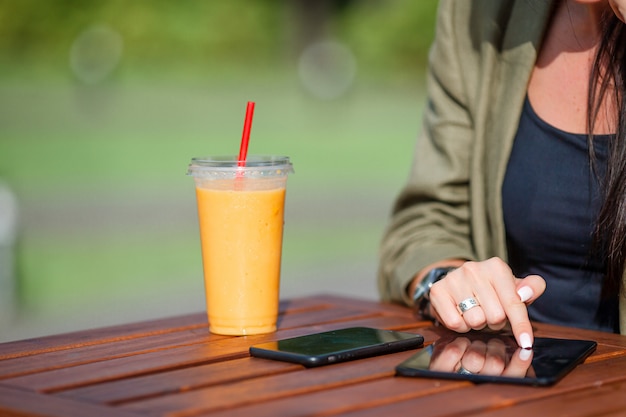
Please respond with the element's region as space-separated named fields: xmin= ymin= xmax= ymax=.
xmin=427 ymin=257 xmax=546 ymax=348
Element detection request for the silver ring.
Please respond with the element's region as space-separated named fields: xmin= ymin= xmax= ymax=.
xmin=458 ymin=297 xmax=480 ymax=314
xmin=458 ymin=366 xmax=474 ymax=375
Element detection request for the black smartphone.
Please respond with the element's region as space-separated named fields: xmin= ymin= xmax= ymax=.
xmin=249 ymin=327 xmax=424 ymax=367
xmin=395 ymin=331 xmax=596 ymax=386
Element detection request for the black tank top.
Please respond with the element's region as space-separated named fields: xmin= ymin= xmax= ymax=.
xmin=502 ymin=96 xmax=618 ymax=332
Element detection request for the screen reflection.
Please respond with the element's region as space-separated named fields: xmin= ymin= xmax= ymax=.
xmin=396 ymin=330 xmax=596 ymax=386
xmin=426 ymin=332 xmax=533 ymax=378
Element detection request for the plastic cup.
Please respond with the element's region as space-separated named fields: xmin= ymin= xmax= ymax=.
xmin=187 ymin=155 xmax=294 ymax=335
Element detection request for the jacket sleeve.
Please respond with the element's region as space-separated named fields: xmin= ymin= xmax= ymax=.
xmin=378 ymin=0 xmax=478 ymax=305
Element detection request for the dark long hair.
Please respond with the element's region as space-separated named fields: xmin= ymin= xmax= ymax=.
xmin=589 ymin=11 xmax=626 ymax=297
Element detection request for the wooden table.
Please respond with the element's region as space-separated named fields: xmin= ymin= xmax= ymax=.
xmin=1 ymin=294 xmax=626 ymax=417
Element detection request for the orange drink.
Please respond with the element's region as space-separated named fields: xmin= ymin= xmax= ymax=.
xmin=187 ymin=156 xmax=293 ymax=335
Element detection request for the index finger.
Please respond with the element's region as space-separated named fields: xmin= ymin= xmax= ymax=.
xmin=482 ymin=259 xmax=534 ymax=348
xmin=500 ymin=288 xmax=533 ymax=348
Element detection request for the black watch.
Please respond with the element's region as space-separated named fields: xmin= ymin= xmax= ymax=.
xmin=412 ymin=267 xmax=456 ymax=315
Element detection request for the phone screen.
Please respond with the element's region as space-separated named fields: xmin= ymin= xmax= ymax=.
xmin=249 ymin=327 xmax=424 ymax=367
xmin=395 ymin=331 xmax=596 ymax=386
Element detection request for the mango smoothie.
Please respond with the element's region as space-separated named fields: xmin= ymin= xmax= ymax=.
xmin=196 ymin=185 xmax=285 ymax=335
xmin=188 ymin=155 xmax=293 ymax=336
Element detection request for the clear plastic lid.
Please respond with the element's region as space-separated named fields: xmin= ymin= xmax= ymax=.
xmin=187 ymin=155 xmax=293 ymax=179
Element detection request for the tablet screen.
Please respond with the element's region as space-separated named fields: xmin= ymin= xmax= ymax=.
xmin=395 ymin=331 xmax=596 ymax=386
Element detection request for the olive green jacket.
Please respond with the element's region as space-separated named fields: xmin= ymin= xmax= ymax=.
xmin=377 ymin=0 xmax=626 ymax=335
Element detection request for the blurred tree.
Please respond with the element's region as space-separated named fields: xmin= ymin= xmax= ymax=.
xmin=0 ymin=0 xmax=436 ymax=82
xmin=341 ymin=1 xmax=438 ymax=79
xmin=288 ymin=0 xmax=356 ymax=54
xmin=0 ymin=0 xmax=283 ymax=80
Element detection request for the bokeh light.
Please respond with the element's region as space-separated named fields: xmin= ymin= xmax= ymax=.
xmin=69 ymin=25 xmax=124 ymax=85
xmin=298 ymin=40 xmax=357 ymax=100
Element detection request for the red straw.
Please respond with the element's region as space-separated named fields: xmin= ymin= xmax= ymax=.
xmin=237 ymin=101 xmax=255 ymax=167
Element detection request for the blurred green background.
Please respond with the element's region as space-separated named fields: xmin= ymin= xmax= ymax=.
xmin=0 ymin=0 xmax=436 ymax=341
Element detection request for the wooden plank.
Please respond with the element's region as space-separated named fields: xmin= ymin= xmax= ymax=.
xmin=58 ymin=356 xmax=300 ymax=404
xmin=116 ymin=342 xmax=626 ymax=417
xmin=534 ymin=322 xmax=626 ymax=348
xmin=0 ymin=384 xmax=144 ymax=417
xmin=583 ymin=343 xmax=626 ymax=363
xmin=0 ymin=313 xmax=206 ymax=361
xmin=9 ymin=343 xmax=622 ymax=417
xmin=4 ymin=294 xmax=622 ymax=417
xmin=0 ymin=295 xmax=332 ymax=361
xmin=303 ymin=294 xmax=425 ymax=317
xmin=273 ymin=305 xmax=381 ymax=331
xmin=5 ymin=315 xmax=419 ymax=393
xmin=468 ymin=380 xmax=626 ymax=417
xmin=0 ymin=328 xmax=224 ymax=380
xmin=201 ymin=372 xmax=470 ymax=417
xmin=118 ymin=349 xmax=428 ymax=416
xmin=334 ymin=352 xmax=626 ymax=417
xmin=58 ymin=325 xmax=438 ymax=405
xmin=0 ymin=304 xmax=381 ymax=380
xmin=596 ymin=409 xmax=626 ymax=417
xmin=532 ymin=323 xmax=626 ymax=362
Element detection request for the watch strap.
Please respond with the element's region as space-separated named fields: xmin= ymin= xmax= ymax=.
xmin=413 ymin=266 xmax=456 ymax=319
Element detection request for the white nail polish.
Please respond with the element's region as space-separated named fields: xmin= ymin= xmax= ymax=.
xmin=519 ymin=333 xmax=532 ymax=349
xmin=519 ymin=347 xmax=532 ymax=361
xmin=517 ymin=286 xmax=533 ymax=303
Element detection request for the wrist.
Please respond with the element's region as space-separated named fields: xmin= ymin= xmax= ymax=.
xmin=412 ymin=267 xmax=456 ymax=318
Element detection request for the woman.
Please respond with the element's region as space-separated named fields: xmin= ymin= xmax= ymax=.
xmin=378 ymin=0 xmax=626 ymax=348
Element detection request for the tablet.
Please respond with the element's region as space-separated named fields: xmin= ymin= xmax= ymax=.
xmin=395 ymin=331 xmax=596 ymax=386
xmin=249 ymin=327 xmax=424 ymax=367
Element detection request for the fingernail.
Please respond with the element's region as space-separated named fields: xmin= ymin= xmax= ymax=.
xmin=517 ymin=286 xmax=533 ymax=303
xmin=519 ymin=332 xmax=532 ymax=349
xmin=519 ymin=347 xmax=532 ymax=361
